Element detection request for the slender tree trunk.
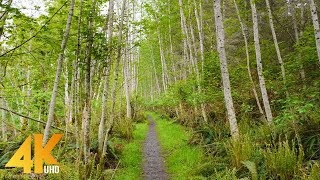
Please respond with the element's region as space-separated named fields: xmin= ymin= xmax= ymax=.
xmin=102 ymin=0 xmax=127 ymax=158
xmin=189 ymin=18 xmax=208 ymax=123
xmin=157 ymin=26 xmax=170 ymax=92
xmin=1 ymin=97 xmax=7 ymax=141
xmin=124 ymin=57 xmax=132 ymax=119
xmin=124 ymin=31 xmax=132 ymax=119
xmin=43 ymin=0 xmax=76 ymax=146
xmin=180 ymin=0 xmax=208 ymax=123
xmin=168 ymin=2 xmax=177 ymax=84
xmin=300 ymin=1 xmax=307 ymax=82
xmin=194 ymin=1 xmax=209 ymax=123
xmin=233 ymin=0 xmax=265 ymax=117
xmin=151 ymin=47 xmax=161 ymax=96
xmin=214 ymin=0 xmax=239 ymax=140
xmin=250 ymin=0 xmax=273 ymax=124
xmin=26 ymin=65 xmax=31 ymax=127
xmin=179 ymin=0 xmax=192 ymax=78
xmin=179 ymin=0 xmax=196 ymax=69
xmin=150 ymin=72 xmax=154 ymax=102
xmin=64 ymin=64 xmax=71 ymax=138
xmin=74 ymin=0 xmax=83 ymax=155
xmin=8 ymin=107 xmax=17 ymax=136
xmin=194 ymin=0 xmax=205 ymax=73
xmin=98 ymin=0 xmax=114 ymax=156
xmin=290 ymin=0 xmax=300 ymax=42
xmin=82 ymin=0 xmax=96 ymax=164
xmin=310 ymin=0 xmax=320 ymax=63
xmin=265 ymin=0 xmax=287 ymax=93
xmin=289 ymin=0 xmax=306 ymax=85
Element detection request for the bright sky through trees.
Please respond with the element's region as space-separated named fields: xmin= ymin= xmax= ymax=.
xmin=12 ymin=0 xmax=47 ymax=17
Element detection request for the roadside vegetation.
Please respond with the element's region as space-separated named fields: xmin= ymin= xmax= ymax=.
xmin=114 ymin=123 xmax=148 ymax=180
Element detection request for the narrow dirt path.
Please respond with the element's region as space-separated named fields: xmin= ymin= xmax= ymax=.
xmin=143 ymin=116 xmax=168 ymax=180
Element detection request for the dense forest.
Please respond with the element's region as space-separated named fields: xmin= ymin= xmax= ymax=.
xmin=0 ymin=0 xmax=320 ymax=179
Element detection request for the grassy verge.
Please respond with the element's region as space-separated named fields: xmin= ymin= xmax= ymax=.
xmin=114 ymin=123 xmax=148 ymax=180
xmin=149 ymin=112 xmax=206 ymax=180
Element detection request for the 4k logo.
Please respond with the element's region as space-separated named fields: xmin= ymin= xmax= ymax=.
xmin=5 ymin=134 xmax=63 ymax=174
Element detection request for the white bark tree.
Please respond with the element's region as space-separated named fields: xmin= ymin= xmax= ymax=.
xmin=82 ymin=0 xmax=97 ymax=164
xmin=250 ymin=0 xmax=273 ymax=124
xmin=214 ymin=0 xmax=239 ymax=140
xmin=265 ymin=0 xmax=287 ymax=90
xmin=102 ymin=0 xmax=127 ymax=158
xmin=1 ymin=98 xmax=7 ymax=141
xmin=310 ymin=0 xmax=320 ymax=63
xmin=98 ymin=0 xmax=114 ymax=156
xmin=289 ymin=0 xmax=306 ymax=84
xmin=43 ymin=0 xmax=76 ymax=146
xmin=233 ymin=0 xmax=265 ymax=117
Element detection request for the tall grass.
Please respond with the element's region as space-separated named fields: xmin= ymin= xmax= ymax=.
xmin=264 ymin=140 xmax=304 ymax=179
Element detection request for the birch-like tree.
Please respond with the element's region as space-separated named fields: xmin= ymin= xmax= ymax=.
xmin=102 ymin=0 xmax=127 ymax=158
xmin=43 ymin=0 xmax=76 ymax=145
xmin=265 ymin=0 xmax=287 ymax=90
xmin=250 ymin=0 xmax=273 ymax=124
xmin=309 ymin=0 xmax=320 ymax=63
xmin=214 ymin=0 xmax=239 ymax=140
xmin=233 ymin=0 xmax=265 ymax=117
xmin=98 ymin=0 xmax=114 ymax=156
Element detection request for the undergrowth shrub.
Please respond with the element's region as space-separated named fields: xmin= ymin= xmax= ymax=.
xmin=264 ymin=140 xmax=304 ymax=179
xmin=211 ymin=168 xmax=237 ymax=180
xmin=297 ymin=113 xmax=320 ymax=160
xmin=226 ymin=135 xmax=258 ymax=169
xmin=133 ymin=110 xmax=146 ymax=123
xmin=113 ymin=118 xmax=134 ymax=140
xmin=307 ymin=162 xmax=320 ymax=179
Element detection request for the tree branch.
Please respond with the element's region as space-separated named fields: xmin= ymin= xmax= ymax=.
xmin=0 ymin=106 xmax=73 ymax=134
xmin=0 ymin=0 xmax=69 ymax=58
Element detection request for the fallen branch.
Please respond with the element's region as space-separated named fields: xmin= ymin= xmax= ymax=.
xmin=0 ymin=106 xmax=73 ymax=134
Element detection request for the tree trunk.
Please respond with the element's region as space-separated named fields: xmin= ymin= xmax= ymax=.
xmin=73 ymin=0 xmax=83 ymax=154
xmin=233 ymin=0 xmax=265 ymax=117
xmin=157 ymin=27 xmax=169 ymax=92
xmin=265 ymin=0 xmax=287 ymax=93
xmin=1 ymin=97 xmax=7 ymax=141
xmin=124 ymin=56 xmax=132 ymax=119
xmin=289 ymin=0 xmax=306 ymax=85
xmin=64 ymin=64 xmax=71 ymax=138
xmin=250 ymin=0 xmax=273 ymax=124
xmin=124 ymin=28 xmax=132 ymax=119
xmin=310 ymin=0 xmax=320 ymax=63
xmin=98 ymin=0 xmax=114 ymax=156
xmin=194 ymin=1 xmax=209 ymax=123
xmin=82 ymin=0 xmax=96 ymax=164
xmin=102 ymin=0 xmax=127 ymax=158
xmin=214 ymin=0 xmax=239 ymax=140
xmin=194 ymin=0 xmax=205 ymax=68
xmin=43 ymin=0 xmax=76 ymax=146
xmin=151 ymin=47 xmax=161 ymax=96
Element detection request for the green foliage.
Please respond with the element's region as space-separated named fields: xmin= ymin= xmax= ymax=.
xmin=211 ymin=168 xmax=238 ymax=180
xmin=149 ymin=112 xmax=207 ymax=179
xmin=114 ymin=123 xmax=148 ymax=180
xmin=263 ymin=140 xmax=304 ymax=179
xmin=307 ymin=162 xmax=320 ymax=180
xmin=113 ymin=118 xmax=134 ymax=140
xmin=226 ymin=136 xmax=258 ymax=169
xmin=241 ymin=161 xmax=258 ymax=180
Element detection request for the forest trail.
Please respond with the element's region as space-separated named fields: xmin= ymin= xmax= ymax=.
xmin=142 ymin=116 xmax=168 ymax=180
